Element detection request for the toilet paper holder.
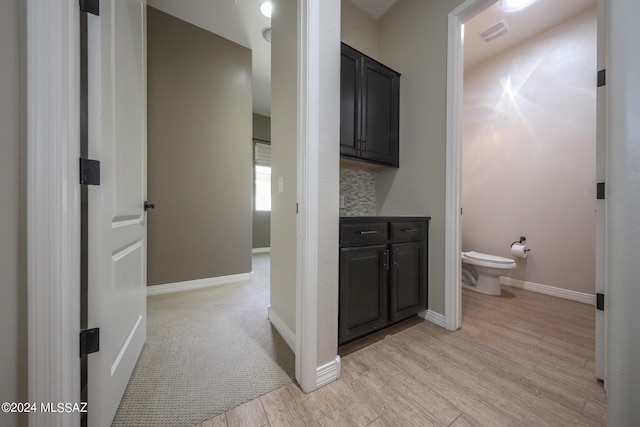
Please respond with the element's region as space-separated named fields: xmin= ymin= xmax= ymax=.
xmin=510 ymin=236 xmax=531 ymax=257
xmin=511 ymin=236 xmax=526 ymax=246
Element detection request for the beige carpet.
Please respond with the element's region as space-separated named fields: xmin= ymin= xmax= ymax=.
xmin=112 ymin=253 xmax=295 ymax=426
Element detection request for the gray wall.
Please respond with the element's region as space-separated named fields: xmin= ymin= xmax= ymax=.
xmin=147 ymin=7 xmax=253 ymax=286
xmin=463 ymin=8 xmax=597 ymax=295
xmin=373 ymin=0 xmax=466 ymax=315
xmin=253 ymin=113 xmax=271 ymax=249
xmin=341 ymin=0 xmax=379 ymax=59
xmin=315 ymin=0 xmax=341 ymax=369
xmin=0 ymin=0 xmax=27 ymax=425
xmin=270 ymin=0 xmax=298 ymax=335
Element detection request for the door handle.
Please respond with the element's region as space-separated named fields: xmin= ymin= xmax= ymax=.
xmin=144 ymin=201 xmax=155 ymax=211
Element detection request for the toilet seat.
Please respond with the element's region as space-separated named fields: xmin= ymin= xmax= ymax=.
xmin=462 ymin=251 xmax=516 ymax=269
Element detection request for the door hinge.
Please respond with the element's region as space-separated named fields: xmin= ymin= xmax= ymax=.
xmin=79 ymin=0 xmax=100 ymax=16
xmin=79 ymin=158 xmax=101 ymax=186
xmin=597 ymin=69 xmax=606 ymax=87
xmin=79 ymin=328 xmax=100 ymax=357
xmin=597 ymin=182 xmax=605 ymax=200
xmin=596 ymin=293 xmax=604 ymax=311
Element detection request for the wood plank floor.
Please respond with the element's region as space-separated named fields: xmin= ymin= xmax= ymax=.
xmin=194 ymin=286 xmax=606 ymax=426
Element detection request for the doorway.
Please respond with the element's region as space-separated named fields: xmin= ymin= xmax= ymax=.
xmin=461 ymin=4 xmax=597 ymax=302
xmin=445 ymin=0 xmax=605 ymax=381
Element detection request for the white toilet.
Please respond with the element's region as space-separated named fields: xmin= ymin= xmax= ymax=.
xmin=461 ymin=251 xmax=516 ymax=296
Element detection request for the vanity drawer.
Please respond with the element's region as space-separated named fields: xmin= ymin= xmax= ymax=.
xmin=390 ymin=221 xmax=425 ymax=242
xmin=340 ymin=222 xmax=388 ymax=246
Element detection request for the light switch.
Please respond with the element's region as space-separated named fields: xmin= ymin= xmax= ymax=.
xmin=278 ymin=176 xmax=284 ymax=193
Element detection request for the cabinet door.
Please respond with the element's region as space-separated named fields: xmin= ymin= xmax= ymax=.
xmin=390 ymin=241 xmax=426 ymax=322
xmin=340 ymin=44 xmax=361 ymax=158
xmin=361 ymin=58 xmax=400 ymax=167
xmin=339 ymin=245 xmax=388 ymax=344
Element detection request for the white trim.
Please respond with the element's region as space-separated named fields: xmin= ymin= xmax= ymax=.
xmin=268 ymin=306 xmax=296 ymax=352
xmin=252 ymin=247 xmax=271 ymax=253
xmin=316 ymin=356 xmax=341 ymax=388
xmin=419 ymin=309 xmax=446 ymax=328
xmin=27 ymin=0 xmax=81 ymax=426
xmin=500 ymin=277 xmax=596 ymax=305
xmin=146 ymin=273 xmax=253 ymax=296
xmin=295 ymin=0 xmax=320 ymax=393
xmin=444 ymin=0 xmax=496 ymax=333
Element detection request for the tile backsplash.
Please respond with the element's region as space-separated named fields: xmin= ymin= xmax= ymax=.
xmin=340 ymin=168 xmax=376 ymax=216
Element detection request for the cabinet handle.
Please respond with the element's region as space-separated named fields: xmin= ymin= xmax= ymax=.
xmin=393 ymin=249 xmax=398 ymax=267
xmin=358 ymin=230 xmax=378 ymax=235
xmin=383 ymin=250 xmax=389 ymax=271
xmin=361 ymin=140 xmax=367 ymax=152
xmin=402 ymin=228 xmax=420 ymax=232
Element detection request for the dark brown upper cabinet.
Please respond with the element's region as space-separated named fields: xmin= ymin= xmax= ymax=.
xmin=340 ymin=43 xmax=400 ymax=169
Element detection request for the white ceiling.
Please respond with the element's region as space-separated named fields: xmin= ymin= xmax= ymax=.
xmin=147 ymin=0 xmax=596 ymax=116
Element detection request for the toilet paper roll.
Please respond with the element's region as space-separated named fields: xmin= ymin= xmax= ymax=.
xmin=511 ymin=243 xmax=530 ymax=258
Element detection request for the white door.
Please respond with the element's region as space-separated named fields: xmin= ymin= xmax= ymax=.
xmin=87 ymin=1 xmax=147 ymax=425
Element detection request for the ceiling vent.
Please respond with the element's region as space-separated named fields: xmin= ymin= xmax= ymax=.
xmin=481 ymin=20 xmax=509 ymax=42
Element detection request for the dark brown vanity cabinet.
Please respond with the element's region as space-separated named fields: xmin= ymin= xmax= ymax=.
xmin=339 ymin=217 xmax=429 ymax=345
xmin=340 ymin=43 xmax=400 ymax=168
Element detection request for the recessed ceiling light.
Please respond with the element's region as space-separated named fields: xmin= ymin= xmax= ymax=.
xmin=259 ymin=1 xmax=272 ymax=18
xmin=500 ymin=0 xmax=537 ymax=13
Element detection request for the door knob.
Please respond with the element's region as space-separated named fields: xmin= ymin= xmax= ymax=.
xmin=144 ymin=201 xmax=155 ymax=211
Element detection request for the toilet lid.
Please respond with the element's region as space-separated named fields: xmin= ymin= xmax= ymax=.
xmin=464 ymin=251 xmax=514 ymax=265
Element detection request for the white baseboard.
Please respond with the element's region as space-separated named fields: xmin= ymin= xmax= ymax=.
xmin=147 ymin=272 xmax=253 ymax=296
xmin=268 ymin=306 xmax=296 ymax=352
xmin=419 ymin=309 xmax=445 ymax=328
xmin=252 ymin=247 xmax=271 ymax=253
xmin=500 ymin=277 xmax=596 ymax=305
xmin=316 ymin=356 xmax=341 ymax=388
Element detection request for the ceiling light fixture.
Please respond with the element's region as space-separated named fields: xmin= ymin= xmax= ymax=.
xmin=500 ymin=0 xmax=537 ymax=13
xmin=259 ymin=1 xmax=272 ymax=18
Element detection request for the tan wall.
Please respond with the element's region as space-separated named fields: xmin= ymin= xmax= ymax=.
xmin=0 ymin=0 xmax=27 ymax=425
xmin=340 ymin=0 xmax=378 ymax=59
xmin=147 ymin=7 xmax=253 ymax=286
xmin=463 ymin=8 xmax=597 ymax=294
xmin=270 ymin=0 xmax=298 ymax=334
xmin=253 ymin=113 xmax=271 ymax=249
xmin=316 ymin=0 xmax=341 ymax=369
xmin=376 ymin=0 xmax=465 ymax=315
xmin=271 ymin=0 xmax=340 ymax=371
